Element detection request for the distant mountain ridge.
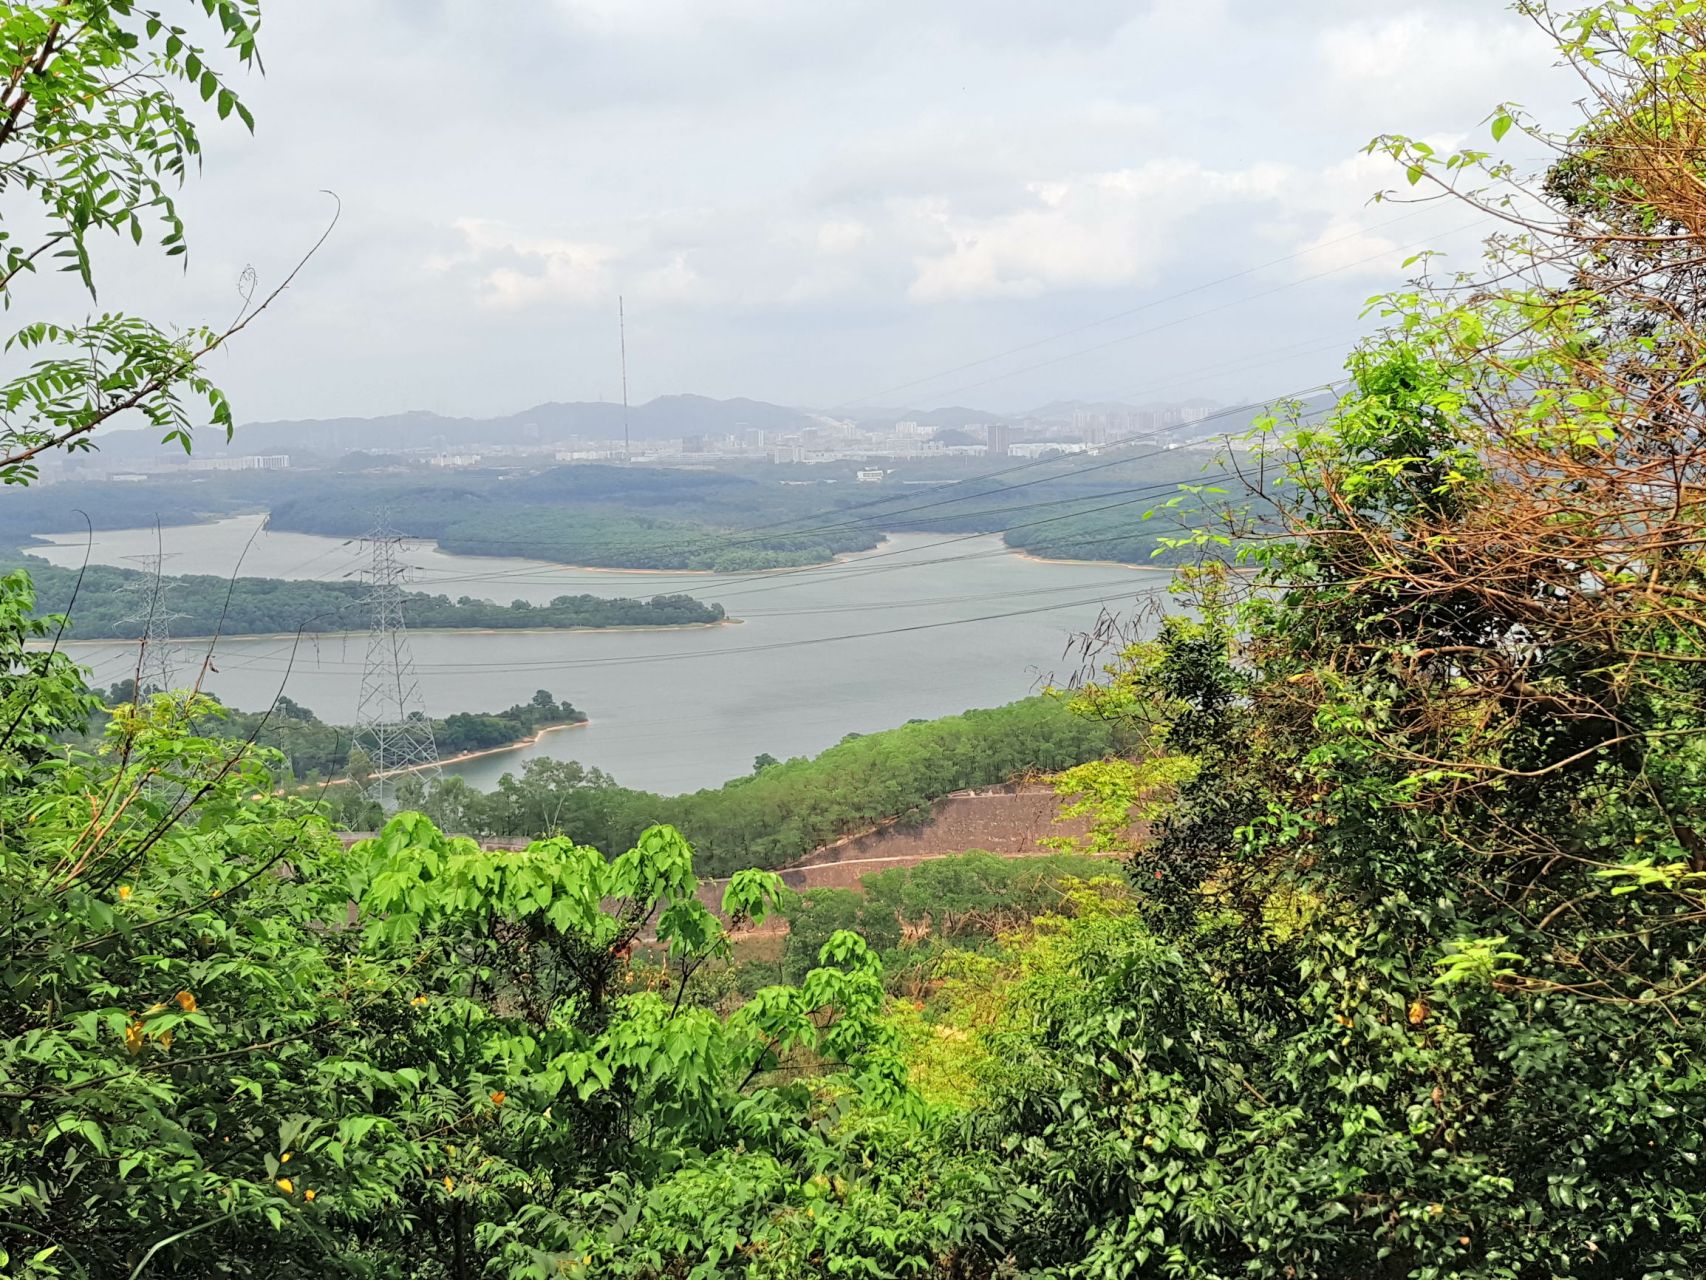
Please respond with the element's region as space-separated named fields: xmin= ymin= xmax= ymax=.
xmin=211 ymin=394 xmax=816 ymax=456
xmin=91 ymin=392 xmax=1249 ymax=460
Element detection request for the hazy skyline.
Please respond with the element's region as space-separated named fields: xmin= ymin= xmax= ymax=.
xmin=57 ymin=2 xmax=1578 ymax=423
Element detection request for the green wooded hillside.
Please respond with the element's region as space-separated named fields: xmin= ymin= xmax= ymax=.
xmin=19 ymin=558 xmax=725 ymax=638
xmin=382 ymin=695 xmax=1125 ymax=876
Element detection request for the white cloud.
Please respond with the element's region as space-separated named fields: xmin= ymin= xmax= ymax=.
xmin=907 ymin=161 xmax=1292 ymax=302
xmin=632 ymin=252 xmax=706 ymax=303
xmin=1316 ymin=11 xmax=1537 ymax=119
xmin=547 ymin=0 xmax=799 ymax=36
xmin=434 ymin=218 xmax=616 ymax=310
xmin=1293 ymin=217 xmax=1405 ymax=277
xmin=816 ymin=220 xmax=869 ymax=256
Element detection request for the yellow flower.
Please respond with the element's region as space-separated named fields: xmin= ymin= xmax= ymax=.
xmin=303 ymin=1189 xmax=317 ymax=1202
xmin=123 ymin=1021 xmax=145 ymax=1056
xmin=1408 ymin=998 xmax=1430 ymax=1026
xmin=117 ymin=886 xmax=132 ymax=901
xmin=276 ymin=1177 xmax=294 ymax=1194
xmin=442 ymin=1175 xmax=456 ymax=1192
xmin=280 ymin=1151 xmax=291 ymax=1163
xmin=175 ymin=990 xmax=197 ymax=1012
xmin=411 ymin=995 xmax=430 ymax=1008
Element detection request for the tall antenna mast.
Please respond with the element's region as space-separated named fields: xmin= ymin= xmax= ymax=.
xmin=352 ymin=512 xmax=439 ymax=807
xmin=619 ymin=294 xmax=630 ymax=463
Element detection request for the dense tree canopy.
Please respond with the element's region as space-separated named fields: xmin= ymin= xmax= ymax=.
xmin=2 ymin=451 xmax=1233 ymax=576
xmin=21 ymin=559 xmax=725 ymax=639
xmin=404 ymin=695 xmax=1126 ymax=876
xmin=81 ymin=684 xmax=587 ymax=783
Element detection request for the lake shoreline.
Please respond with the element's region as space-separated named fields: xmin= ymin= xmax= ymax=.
xmin=399 ymin=718 xmax=593 ymax=774
xmin=1011 ymin=549 xmax=1156 ymax=572
xmin=320 ymin=718 xmax=594 ymax=789
xmin=21 ymin=522 xmax=1146 ymax=794
xmin=431 ymin=532 xmax=894 ymax=577
xmin=46 ymin=618 xmax=743 ymax=648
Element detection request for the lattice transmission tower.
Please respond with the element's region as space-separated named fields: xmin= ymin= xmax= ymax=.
xmin=352 ymin=516 xmax=439 ymax=806
xmin=121 ymin=549 xmax=180 ymax=697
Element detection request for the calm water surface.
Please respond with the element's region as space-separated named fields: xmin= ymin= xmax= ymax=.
xmin=24 ymin=516 xmax=1166 ymax=794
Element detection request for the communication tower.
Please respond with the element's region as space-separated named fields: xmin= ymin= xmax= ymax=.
xmin=619 ymin=294 xmax=631 ymax=462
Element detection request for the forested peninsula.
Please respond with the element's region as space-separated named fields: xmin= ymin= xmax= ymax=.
xmin=1 ymin=448 xmax=1236 ymax=574
xmin=20 ymin=558 xmax=726 ymax=638
xmin=354 ymin=695 xmax=1126 ymax=876
xmin=85 ymin=684 xmax=588 ymax=779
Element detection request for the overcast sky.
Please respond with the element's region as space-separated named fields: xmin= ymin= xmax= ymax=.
xmin=72 ymin=1 xmax=1581 ymax=422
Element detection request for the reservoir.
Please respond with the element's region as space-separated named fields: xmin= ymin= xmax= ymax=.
xmin=22 ymin=516 xmax=1166 ymax=794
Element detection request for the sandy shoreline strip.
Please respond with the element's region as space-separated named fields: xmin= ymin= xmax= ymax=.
xmin=402 ymin=718 xmax=591 ymax=773
xmin=1011 ymin=550 xmax=1161 ymax=572
xmin=317 ymin=719 xmax=593 ymax=789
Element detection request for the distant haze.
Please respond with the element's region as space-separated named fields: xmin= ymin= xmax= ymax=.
xmin=85 ymin=394 xmax=1231 ymax=459
xmin=39 ymin=1 xmax=1578 ymax=425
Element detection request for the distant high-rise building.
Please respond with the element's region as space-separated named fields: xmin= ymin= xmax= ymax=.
xmin=185 ymin=454 xmax=290 ymax=472
xmin=987 ymin=423 xmax=1011 ymax=457
xmin=682 ymin=434 xmax=707 ymax=454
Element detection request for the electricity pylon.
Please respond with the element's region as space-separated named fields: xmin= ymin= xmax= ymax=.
xmin=120 ymin=550 xmax=180 ymax=697
xmin=352 ymin=516 xmax=439 ymax=806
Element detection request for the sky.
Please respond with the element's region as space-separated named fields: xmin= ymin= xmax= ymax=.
xmin=62 ymin=1 xmax=1582 ymax=422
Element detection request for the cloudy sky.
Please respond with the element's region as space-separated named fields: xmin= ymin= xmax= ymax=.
xmin=74 ymin=1 xmax=1580 ymax=422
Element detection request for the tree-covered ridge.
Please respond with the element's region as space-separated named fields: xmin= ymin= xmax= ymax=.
xmin=17 ymin=558 xmax=725 ymax=638
xmin=83 ymin=684 xmax=587 ymax=782
xmin=385 ymin=695 xmax=1126 ymax=877
xmin=2 ymin=445 xmax=1233 ymax=574
xmin=240 ymin=466 xmax=886 ymax=571
xmin=431 ymin=506 xmax=875 ymax=573
xmin=258 ymin=451 xmax=1233 ymax=570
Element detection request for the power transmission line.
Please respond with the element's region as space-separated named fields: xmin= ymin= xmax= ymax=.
xmin=352 ymin=514 xmax=440 ymax=806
